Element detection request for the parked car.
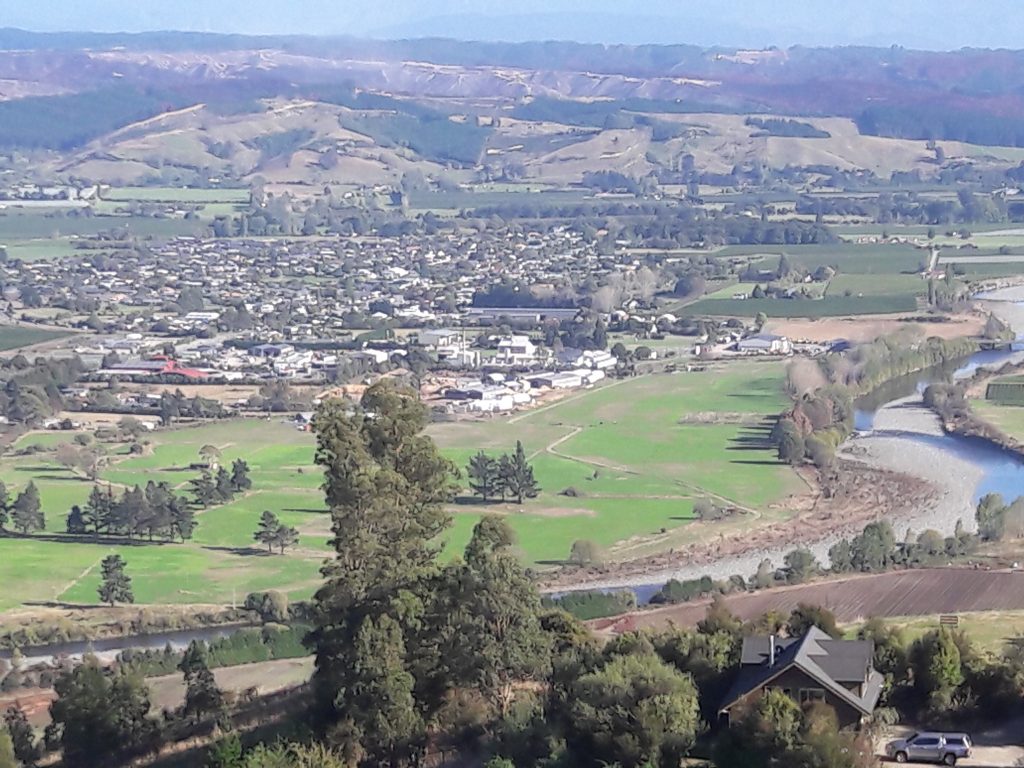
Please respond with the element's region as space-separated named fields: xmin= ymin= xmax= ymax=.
xmin=885 ymin=732 xmax=972 ymax=765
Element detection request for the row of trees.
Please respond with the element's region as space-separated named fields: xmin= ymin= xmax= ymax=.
xmin=466 ymin=441 xmax=541 ymax=503
xmin=10 ymin=585 xmax=1018 ymax=768
xmin=6 ymin=459 xmax=250 ymax=543
xmin=189 ymin=459 xmax=252 ymax=509
xmin=975 ymin=492 xmax=1024 ymax=541
xmin=774 ymin=336 xmax=981 ymax=467
xmin=67 ymin=482 xmax=195 ymax=542
xmin=0 ymin=481 xmax=43 ymax=534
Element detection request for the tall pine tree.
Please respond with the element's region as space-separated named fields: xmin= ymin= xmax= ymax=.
xmin=230 ymin=459 xmax=252 ymax=492
xmin=443 ymin=517 xmax=551 ymax=716
xmin=254 ymin=510 xmax=281 ymax=552
xmin=466 ymin=451 xmax=499 ymax=501
xmin=11 ymin=482 xmax=43 ymax=534
xmin=502 ymin=441 xmax=541 ymax=504
xmin=83 ymin=485 xmax=113 ymax=535
xmin=98 ymin=555 xmax=134 ymax=606
xmin=309 ymin=381 xmax=456 ymax=762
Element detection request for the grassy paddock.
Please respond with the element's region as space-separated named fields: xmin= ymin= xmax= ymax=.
xmin=0 ymin=325 xmax=71 ymax=350
xmin=684 ymin=294 xmax=918 ymax=318
xmin=431 ymin=361 xmax=801 ymax=565
xmin=846 ymin=611 xmax=1024 ymax=656
xmin=104 ymin=187 xmax=250 ymax=203
xmin=0 ymin=363 xmax=799 ymax=611
xmin=0 ymin=419 xmax=325 ymax=612
xmin=0 ymin=211 xmax=206 ymax=239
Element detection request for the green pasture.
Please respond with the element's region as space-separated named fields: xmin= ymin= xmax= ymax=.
xmin=0 ymin=325 xmax=71 ymax=350
xmin=684 ymin=294 xmax=918 ymax=318
xmin=0 ymin=363 xmax=799 ymax=609
xmin=973 ymin=399 xmax=1024 ymax=437
xmin=0 ymin=239 xmax=81 ymax=261
xmin=0 ymin=211 xmax=205 ymax=240
xmin=104 ymin=187 xmax=250 ymax=203
xmin=682 ymin=244 xmax=935 ymax=318
xmin=432 ymin=361 xmax=800 ymax=566
xmin=847 ymin=610 xmax=1024 ymax=656
xmin=825 ymin=273 xmax=926 ymax=298
xmin=0 ymin=419 xmax=328 ymax=612
xmin=715 ymin=243 xmax=925 ymax=275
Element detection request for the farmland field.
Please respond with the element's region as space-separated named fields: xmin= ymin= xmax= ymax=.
xmin=104 ymin=187 xmax=250 ymax=203
xmin=0 ymin=239 xmax=81 ymax=261
xmin=858 ymin=610 xmax=1024 ymax=655
xmin=0 ymin=362 xmax=800 ymax=611
xmin=0 ymin=325 xmax=71 ymax=350
xmin=683 ymin=293 xmax=919 ymax=318
xmin=623 ymin=569 xmax=1024 ymax=633
xmin=0 ymin=419 xmax=326 ymax=612
xmin=0 ymin=210 xmax=206 ymax=239
xmin=687 ymin=245 xmax=929 ymax=317
xmin=974 ymin=398 xmax=1024 ymax=435
xmin=431 ymin=360 xmax=802 ymax=566
xmin=715 ymin=243 xmax=926 ymax=274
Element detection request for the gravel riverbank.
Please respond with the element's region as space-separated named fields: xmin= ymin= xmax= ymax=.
xmin=557 ymin=379 xmax=989 ymax=594
xmin=556 ymin=300 xmax=1024 ymax=594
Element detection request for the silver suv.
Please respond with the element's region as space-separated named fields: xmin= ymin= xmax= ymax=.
xmin=885 ymin=732 xmax=972 ymax=765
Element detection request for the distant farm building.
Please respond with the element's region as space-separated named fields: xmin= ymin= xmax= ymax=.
xmin=736 ymin=333 xmax=793 ymax=355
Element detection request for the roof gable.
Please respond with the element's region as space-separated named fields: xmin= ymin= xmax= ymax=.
xmin=720 ymin=628 xmax=883 ymax=717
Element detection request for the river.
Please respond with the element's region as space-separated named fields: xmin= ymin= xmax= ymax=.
xmin=0 ymin=624 xmax=251 ymax=667
xmin=560 ymin=302 xmax=1024 ymax=602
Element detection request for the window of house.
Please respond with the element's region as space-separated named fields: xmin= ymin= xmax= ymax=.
xmin=799 ymin=688 xmax=826 ymax=704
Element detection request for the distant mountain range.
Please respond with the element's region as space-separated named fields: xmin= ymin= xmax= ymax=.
xmin=5 ymin=0 xmax=1024 ymax=51
xmin=369 ymin=11 xmax=957 ymax=50
xmin=2 ymin=28 xmax=1024 ymax=187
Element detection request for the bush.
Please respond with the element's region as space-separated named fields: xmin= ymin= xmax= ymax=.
xmin=244 ymin=591 xmax=290 ymax=623
xmin=567 ymin=539 xmax=604 ymax=566
xmin=650 ymin=576 xmax=717 ymax=605
xmin=693 ymin=498 xmax=724 ymax=521
xmin=804 ymin=435 xmax=835 ymax=468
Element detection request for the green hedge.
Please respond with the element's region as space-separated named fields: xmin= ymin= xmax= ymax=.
xmin=987 ymin=380 xmax=1024 ymax=406
xmin=542 ymin=590 xmax=637 ymax=620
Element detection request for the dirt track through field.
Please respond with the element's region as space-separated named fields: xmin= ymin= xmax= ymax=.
xmin=601 ymin=568 xmax=1024 ymax=633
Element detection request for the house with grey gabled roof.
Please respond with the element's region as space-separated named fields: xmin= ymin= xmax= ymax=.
xmin=719 ymin=626 xmax=883 ymax=729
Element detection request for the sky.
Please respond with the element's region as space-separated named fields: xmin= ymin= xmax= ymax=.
xmin=6 ymin=0 xmax=1024 ymax=50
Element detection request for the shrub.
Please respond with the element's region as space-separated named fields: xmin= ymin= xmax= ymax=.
xmin=244 ymin=591 xmax=290 ymax=623
xmin=567 ymin=539 xmax=604 ymax=566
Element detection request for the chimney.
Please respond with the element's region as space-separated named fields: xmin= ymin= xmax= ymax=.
xmin=769 ymin=634 xmax=776 ymax=667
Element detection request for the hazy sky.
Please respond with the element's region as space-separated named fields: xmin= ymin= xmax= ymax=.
xmin=7 ymin=0 xmax=1024 ymax=50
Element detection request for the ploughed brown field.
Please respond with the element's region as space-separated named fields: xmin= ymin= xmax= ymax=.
xmin=596 ymin=568 xmax=1024 ymax=634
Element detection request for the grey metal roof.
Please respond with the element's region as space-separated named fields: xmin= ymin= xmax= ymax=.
xmin=740 ymin=635 xmax=800 ymax=665
xmin=720 ymin=627 xmax=883 ymax=717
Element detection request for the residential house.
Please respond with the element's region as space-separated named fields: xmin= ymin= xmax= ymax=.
xmin=719 ymin=628 xmax=883 ymax=729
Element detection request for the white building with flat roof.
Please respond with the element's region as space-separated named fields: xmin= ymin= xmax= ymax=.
xmin=494 ymin=335 xmax=542 ymax=366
